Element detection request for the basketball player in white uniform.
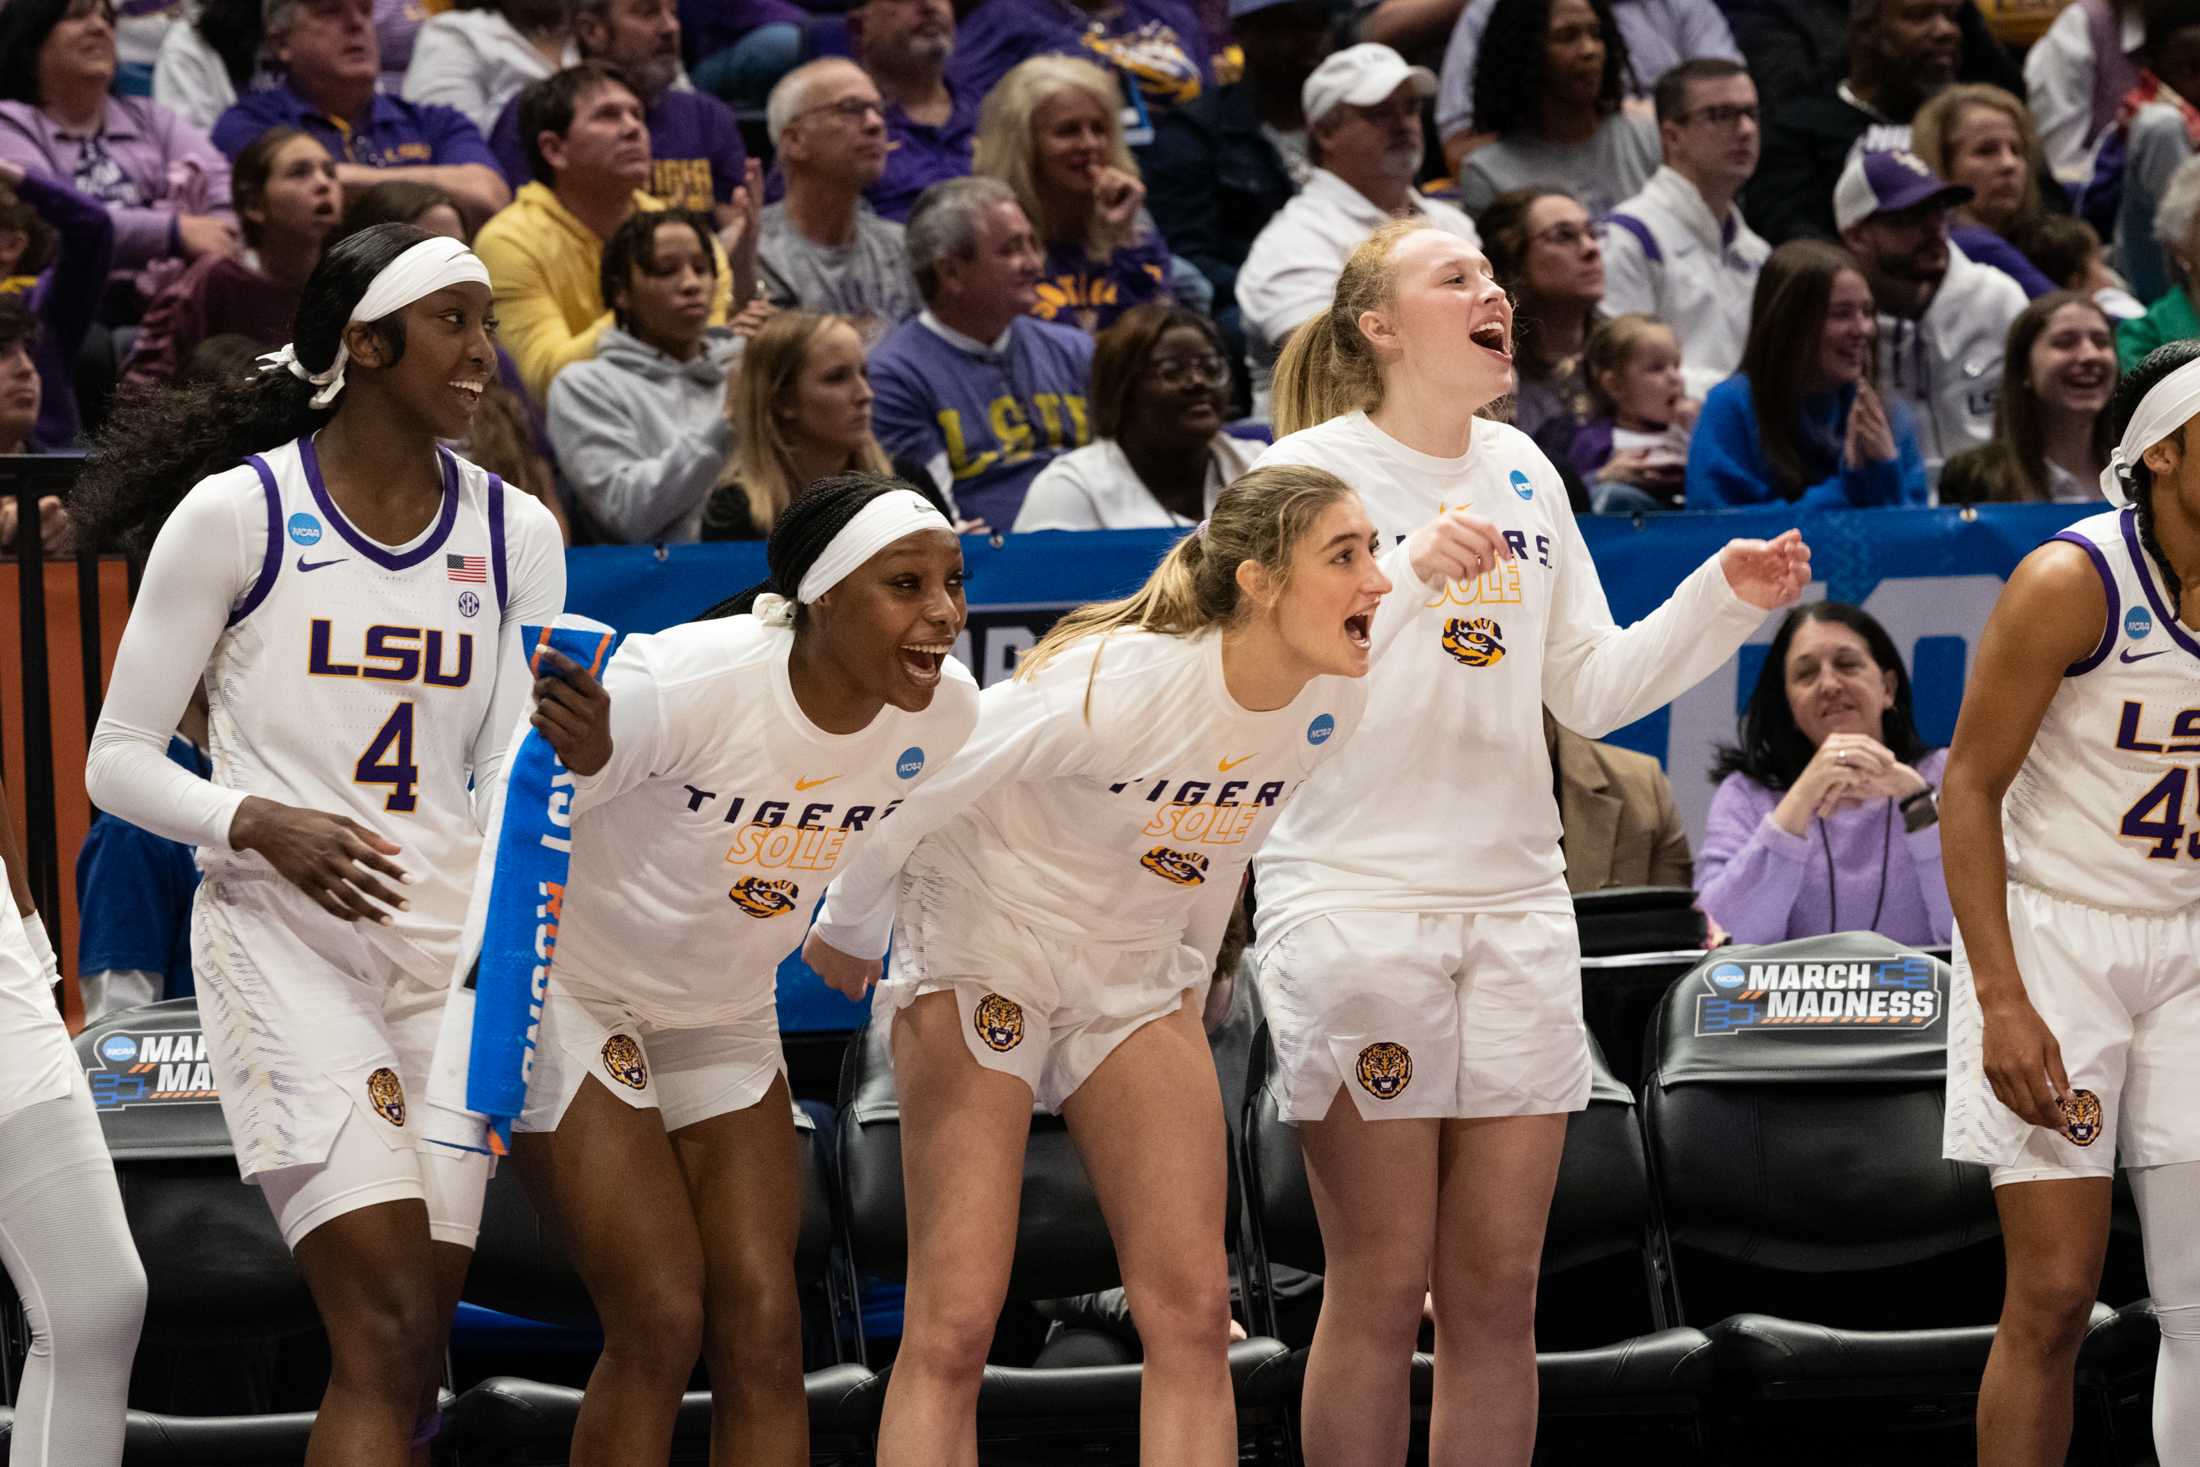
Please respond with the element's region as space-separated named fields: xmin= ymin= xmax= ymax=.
xmin=77 ymin=226 xmax=585 ymax=1464
xmin=0 ymin=778 xmax=144 ymax=1466
xmin=1943 ymin=341 xmax=2200 ymax=1467
xmin=1249 ymin=220 xmax=1809 ymax=1467
xmin=478 ymin=478 xmax=979 ymax=1465
xmin=801 ymin=464 xmax=1502 ymax=1467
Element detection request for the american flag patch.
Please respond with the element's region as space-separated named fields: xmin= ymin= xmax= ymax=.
xmin=446 ymin=554 xmax=487 ymax=583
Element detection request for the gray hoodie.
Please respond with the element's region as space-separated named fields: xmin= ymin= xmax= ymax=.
xmin=547 ymin=325 xmax=741 ymax=544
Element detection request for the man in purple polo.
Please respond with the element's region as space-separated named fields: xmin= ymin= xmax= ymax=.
xmin=847 ymin=0 xmax=976 ymax=223
xmin=212 ymin=0 xmax=510 ymax=226
xmin=488 ymin=0 xmax=749 ymax=220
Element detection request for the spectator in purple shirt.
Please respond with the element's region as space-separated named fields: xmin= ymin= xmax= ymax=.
xmin=951 ymin=0 xmax=1212 ymax=126
xmin=0 ymin=0 xmax=237 ymax=289
xmin=1697 ymin=600 xmax=1952 ymax=948
xmin=489 ymin=0 xmax=749 ymax=220
xmin=848 ymin=0 xmax=976 ymax=223
xmin=0 ymin=160 xmax=114 ymax=447
xmin=975 ymin=55 xmax=1173 ymax=334
xmin=211 ymin=0 xmax=510 ymax=227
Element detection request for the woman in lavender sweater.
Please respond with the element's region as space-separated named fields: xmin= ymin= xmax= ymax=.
xmin=1696 ymin=601 xmax=1953 ymax=946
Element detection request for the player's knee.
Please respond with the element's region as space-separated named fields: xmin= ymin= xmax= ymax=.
xmin=1432 ymin=1248 xmax=1540 ymax=1343
xmin=2002 ymin=1270 xmax=2098 ymax=1354
xmin=332 ymin=1276 xmax=441 ymax=1389
xmin=900 ymin=1291 xmax=1002 ymax=1380
xmin=1324 ymin=1238 xmax=1435 ymax=1340
xmin=603 ymin=1271 xmax=706 ymax=1380
xmin=1125 ymin=1254 xmax=1233 ymax=1359
xmin=705 ymin=1272 xmax=802 ymax=1384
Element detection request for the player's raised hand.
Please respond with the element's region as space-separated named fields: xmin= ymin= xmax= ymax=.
xmin=804 ymin=929 xmax=882 ymax=1001
xmin=1403 ymin=507 xmax=1512 ymax=590
xmin=228 ymin=795 xmax=411 ymax=924
xmin=1718 ymin=528 xmax=1811 ymax=609
xmin=532 ymin=648 xmax=613 ymax=776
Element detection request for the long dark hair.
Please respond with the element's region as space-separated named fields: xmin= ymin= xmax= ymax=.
xmin=0 ymin=0 xmax=108 ymax=104
xmin=71 ymin=223 xmax=431 ymax=555
xmin=1741 ymin=239 xmax=1871 ymax=497
xmin=232 ymin=125 xmax=312 ymax=250
xmin=1470 ymin=0 xmax=1630 ymax=139
xmin=1952 ymin=291 xmax=2117 ymax=503
xmin=697 ymin=472 xmax=913 ymax=624
xmin=2110 ymin=339 xmax=2200 ymax=610
xmin=1711 ymin=602 xmax=1931 ymax=790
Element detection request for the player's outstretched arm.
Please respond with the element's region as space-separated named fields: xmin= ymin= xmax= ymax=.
xmin=1942 ymin=541 xmax=2105 ymax=1129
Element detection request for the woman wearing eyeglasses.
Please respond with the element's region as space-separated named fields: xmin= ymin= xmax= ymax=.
xmin=1479 ymin=187 xmax=1607 ymax=506
xmin=1012 ymin=304 xmax=1256 ymax=531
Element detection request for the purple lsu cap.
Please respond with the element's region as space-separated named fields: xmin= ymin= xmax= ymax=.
xmin=1832 ymin=149 xmax=1973 ymax=232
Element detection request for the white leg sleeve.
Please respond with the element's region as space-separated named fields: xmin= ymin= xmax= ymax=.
xmin=0 ymin=1092 xmax=147 ymax=1467
xmin=2130 ymin=1160 xmax=2200 ymax=1467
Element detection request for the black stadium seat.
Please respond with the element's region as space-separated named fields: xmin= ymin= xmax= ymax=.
xmin=1641 ymin=933 xmax=2155 ymax=1463
xmin=443 ymin=1102 xmax=875 ymax=1464
xmin=1235 ymin=1024 xmax=1714 ymax=1463
xmin=832 ymin=1012 xmax=1295 ymax=1465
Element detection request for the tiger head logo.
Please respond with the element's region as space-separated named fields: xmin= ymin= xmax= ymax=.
xmin=728 ymin=876 xmax=800 ymax=919
xmin=1354 ymin=1042 xmax=1413 ymax=1101
xmin=366 ymin=1066 xmax=407 ymax=1127
xmin=1440 ymin=617 xmax=1504 ymax=667
xmin=2060 ymin=1088 xmax=2104 ymax=1147
xmin=601 ymin=1034 xmax=648 ymax=1090
xmin=1139 ymin=847 xmax=1210 ymax=887
xmin=972 ymin=993 xmax=1025 ymax=1052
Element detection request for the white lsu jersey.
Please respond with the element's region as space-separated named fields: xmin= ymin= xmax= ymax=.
xmin=1249 ymin=411 xmax=1765 ymax=943
xmin=196 ymin=436 xmax=563 ymax=976
xmin=811 ymin=627 xmax=1368 ymax=967
xmin=2004 ymin=507 xmax=2200 ymax=914
xmin=552 ymin=615 xmax=981 ymax=1026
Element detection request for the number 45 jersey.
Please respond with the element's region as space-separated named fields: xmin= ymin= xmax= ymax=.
xmin=2005 ymin=506 xmax=2200 ymax=912
xmin=198 ymin=437 xmax=565 ymax=976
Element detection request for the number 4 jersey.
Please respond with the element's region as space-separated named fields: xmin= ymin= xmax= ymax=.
xmin=190 ymin=437 xmax=563 ymax=974
xmin=2005 ymin=506 xmax=2200 ymax=912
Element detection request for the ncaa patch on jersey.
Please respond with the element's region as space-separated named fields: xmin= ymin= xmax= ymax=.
xmin=1307 ymin=713 xmax=1335 ymax=745
xmin=366 ymin=1067 xmax=407 ymax=1126
xmin=287 ymin=512 xmax=324 ymax=546
xmin=1510 ymin=469 xmax=1534 ymax=501
xmin=897 ymin=746 xmax=925 ymax=779
xmin=2127 ymin=607 xmax=2154 ymax=640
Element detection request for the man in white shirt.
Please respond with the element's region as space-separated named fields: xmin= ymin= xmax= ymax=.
xmin=756 ymin=57 xmax=922 ymax=338
xmin=1235 ymin=42 xmax=1479 ymax=409
xmin=1835 ymin=147 xmax=2026 ymax=479
xmin=1602 ymin=58 xmax=1771 ymax=397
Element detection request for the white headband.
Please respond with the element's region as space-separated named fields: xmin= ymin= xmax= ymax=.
xmin=750 ymin=490 xmax=956 ymax=628
xmin=257 ymin=236 xmax=492 ymax=409
xmin=2103 ymin=355 xmax=2200 ymax=509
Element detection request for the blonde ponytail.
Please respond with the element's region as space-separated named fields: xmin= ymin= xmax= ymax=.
xmin=1017 ymin=464 xmax=1360 ymax=716
xmin=1270 ymin=218 xmax=1431 ymax=438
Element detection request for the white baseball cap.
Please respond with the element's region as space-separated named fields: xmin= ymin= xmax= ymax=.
xmin=1302 ymin=43 xmax=1437 ymax=128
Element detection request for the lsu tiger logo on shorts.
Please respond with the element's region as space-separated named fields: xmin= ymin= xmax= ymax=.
xmin=366 ymin=1067 xmax=407 ymax=1127
xmin=728 ymin=876 xmax=800 ymax=919
xmin=1440 ymin=617 xmax=1504 ymax=667
xmin=2060 ymin=1088 xmax=2104 ymax=1147
xmin=1354 ymin=1042 xmax=1413 ymax=1100
xmin=601 ymin=1034 xmax=648 ymax=1091
xmin=1139 ymin=846 xmax=1210 ymax=887
xmin=973 ymin=993 xmax=1025 ymax=1052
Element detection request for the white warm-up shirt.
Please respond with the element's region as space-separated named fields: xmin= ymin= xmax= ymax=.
xmin=83 ymin=437 xmax=566 ymax=979
xmin=553 ymin=615 xmax=980 ymax=1025
xmin=1251 ymin=411 xmax=1767 ymax=942
xmin=811 ymin=627 xmax=1368 ymax=966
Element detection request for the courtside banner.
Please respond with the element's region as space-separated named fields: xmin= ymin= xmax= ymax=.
xmin=561 ymin=505 xmax=2087 ymax=1031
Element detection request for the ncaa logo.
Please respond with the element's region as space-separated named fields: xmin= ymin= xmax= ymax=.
xmin=897 ymin=747 xmax=925 ymax=779
xmin=2126 ymin=607 xmax=2154 ymax=640
xmin=1509 ymin=469 xmax=1534 ymax=501
xmin=99 ymin=1033 xmax=138 ymax=1063
xmin=1709 ymin=963 xmax=1747 ymax=992
xmin=1307 ymin=713 xmax=1335 ymax=745
xmin=287 ymin=512 xmax=324 ymax=546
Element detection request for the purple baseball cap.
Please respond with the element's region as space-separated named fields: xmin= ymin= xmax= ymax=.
xmin=1833 ymin=149 xmax=1974 ymax=232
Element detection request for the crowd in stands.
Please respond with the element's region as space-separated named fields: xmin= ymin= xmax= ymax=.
xmin=4 ymin=0 xmax=2184 ymax=557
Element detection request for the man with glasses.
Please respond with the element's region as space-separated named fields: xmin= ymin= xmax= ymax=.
xmin=756 ymin=58 xmax=921 ymax=338
xmin=1603 ymin=58 xmax=1771 ymax=397
xmin=1236 ymin=42 xmax=1478 ymax=413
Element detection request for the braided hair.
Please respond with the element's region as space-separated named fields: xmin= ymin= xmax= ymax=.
xmin=696 ymin=471 xmax=912 ymax=622
xmin=2108 ymin=339 xmax=2200 ymax=612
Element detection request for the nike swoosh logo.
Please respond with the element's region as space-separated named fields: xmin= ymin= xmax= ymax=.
xmin=793 ymin=775 xmax=840 ymax=791
xmin=1218 ymin=754 xmax=1254 ymax=772
xmin=296 ymin=555 xmax=346 ymax=572
xmin=2121 ymin=648 xmax=2170 ymax=663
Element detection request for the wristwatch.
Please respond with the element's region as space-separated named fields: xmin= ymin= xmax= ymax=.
xmin=1900 ymin=786 xmax=1939 ymax=833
